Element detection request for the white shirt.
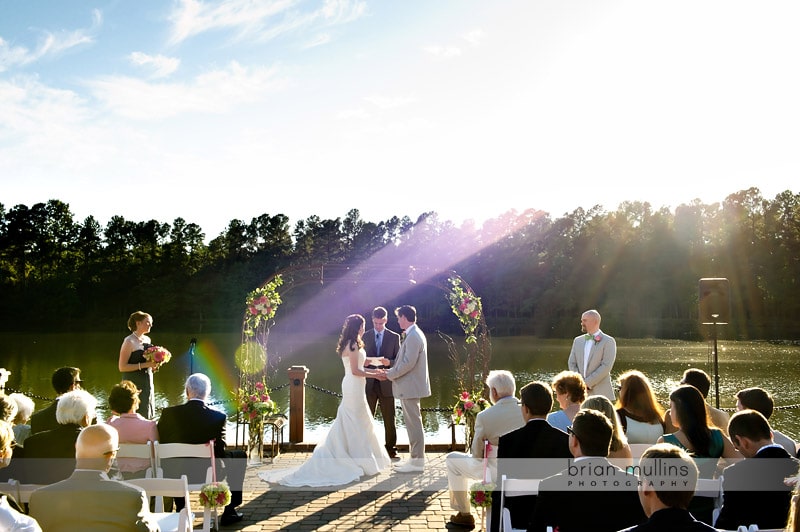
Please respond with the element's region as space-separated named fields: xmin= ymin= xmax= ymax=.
xmin=0 ymin=495 xmax=42 ymax=532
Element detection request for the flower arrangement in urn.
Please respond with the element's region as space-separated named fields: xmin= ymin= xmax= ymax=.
xmin=243 ymin=276 xmax=283 ymax=337
xmin=237 ymin=377 xmax=278 ymax=462
xmin=447 ymin=276 xmax=483 ymax=343
xmin=452 ymin=390 xmax=489 ymax=452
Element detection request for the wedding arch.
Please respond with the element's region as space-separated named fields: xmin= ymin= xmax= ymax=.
xmin=233 ymin=263 xmax=492 ymax=455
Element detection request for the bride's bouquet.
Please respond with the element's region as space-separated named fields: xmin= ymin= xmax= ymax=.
xmin=143 ymin=346 xmax=172 ymax=371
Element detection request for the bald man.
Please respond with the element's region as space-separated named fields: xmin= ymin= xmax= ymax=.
xmin=30 ymin=424 xmax=158 ymax=532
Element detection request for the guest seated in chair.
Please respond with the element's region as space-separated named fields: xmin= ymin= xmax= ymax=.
xmin=618 ymin=443 xmax=718 ymax=531
xmin=490 ymin=381 xmax=571 ymax=532
xmin=445 ymin=370 xmax=525 ymax=530
xmin=157 ymin=373 xmax=246 ymax=526
xmin=714 ymin=409 xmax=799 ymax=531
xmin=529 ymin=409 xmax=646 ymax=532
xmin=29 ymin=424 xmax=158 ymax=532
xmin=22 ymin=389 xmax=98 ymax=484
xmin=107 ymin=380 xmax=159 ymax=479
xmin=735 ymin=386 xmax=798 ymax=455
xmin=0 ymin=420 xmax=41 ymax=532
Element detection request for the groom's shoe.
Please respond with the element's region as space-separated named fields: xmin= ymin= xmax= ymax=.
xmin=393 ymin=460 xmax=424 ymax=473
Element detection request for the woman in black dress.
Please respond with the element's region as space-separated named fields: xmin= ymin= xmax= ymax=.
xmin=118 ymin=311 xmax=161 ymax=419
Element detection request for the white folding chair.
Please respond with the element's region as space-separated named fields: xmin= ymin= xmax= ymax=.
xmin=695 ymin=476 xmax=724 ymax=526
xmin=499 ymin=474 xmax=541 ymax=532
xmin=118 ymin=441 xmax=155 ymax=478
xmin=6 ymin=479 xmax=46 ymax=505
xmin=0 ymin=480 xmax=20 ymax=504
xmin=128 ymin=475 xmax=193 ymax=532
xmin=153 ymin=441 xmax=214 ymax=532
xmin=629 ymin=443 xmax=652 ymax=461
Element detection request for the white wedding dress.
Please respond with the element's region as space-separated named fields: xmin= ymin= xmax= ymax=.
xmin=259 ymin=348 xmax=391 ymax=487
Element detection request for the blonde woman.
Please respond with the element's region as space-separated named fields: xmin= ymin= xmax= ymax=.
xmin=581 ymin=394 xmax=633 ymax=468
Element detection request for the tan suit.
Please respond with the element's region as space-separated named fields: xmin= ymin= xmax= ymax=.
xmin=568 ymin=331 xmax=617 ymax=400
xmin=30 ymin=470 xmax=158 ymax=532
xmin=386 ymin=323 xmax=430 ymax=461
xmin=446 ymin=396 xmax=525 ymax=513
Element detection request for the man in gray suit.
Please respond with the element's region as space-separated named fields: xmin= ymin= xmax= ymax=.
xmin=30 ymin=424 xmax=158 ymax=532
xmin=384 ymin=305 xmax=431 ymax=473
xmin=567 ymin=309 xmax=616 ymax=401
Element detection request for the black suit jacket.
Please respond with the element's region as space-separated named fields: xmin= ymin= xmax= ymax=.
xmin=714 ymin=445 xmax=800 ymax=530
xmin=29 ymin=400 xmax=59 ymax=435
xmin=20 ymin=423 xmax=82 ymax=483
xmin=618 ymin=508 xmax=718 ymax=532
xmin=529 ymin=456 xmax=647 ymax=532
xmin=363 ymin=328 xmax=401 ymax=394
xmin=156 ymin=399 xmax=244 ymax=497
xmin=490 ymin=419 xmax=572 ymax=532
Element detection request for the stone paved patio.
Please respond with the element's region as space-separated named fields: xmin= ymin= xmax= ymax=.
xmin=192 ymin=450 xmax=477 ymax=531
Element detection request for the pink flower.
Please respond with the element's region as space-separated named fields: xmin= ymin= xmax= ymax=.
xmin=260 ymin=394 xmax=269 ymax=401
xmin=469 ymin=311 xmax=478 ymax=318
xmin=254 ymin=381 xmax=265 ymax=390
xmin=456 ymin=407 xmax=463 ymax=417
xmin=249 ymin=411 xmax=257 ymax=419
xmin=474 ymin=492 xmax=485 ymax=504
xmin=460 ymin=391 xmax=470 ymax=400
xmin=464 ymin=401 xmax=474 ymax=410
xmin=593 ymin=334 xmax=602 ymax=343
xmin=249 ymin=306 xmax=258 ymax=315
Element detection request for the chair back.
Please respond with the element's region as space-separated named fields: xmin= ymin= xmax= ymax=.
xmin=153 ymin=441 xmax=215 ymax=532
xmin=128 ymin=475 xmax=193 ymax=532
xmin=117 ymin=441 xmax=155 ymax=478
xmin=6 ymin=479 xmax=46 ymax=504
xmin=153 ymin=441 xmax=214 ymax=486
xmin=695 ymin=476 xmax=724 ymax=526
xmin=500 ymin=474 xmax=541 ymax=532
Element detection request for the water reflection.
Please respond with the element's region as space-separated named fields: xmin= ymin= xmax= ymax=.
xmin=2 ymin=333 xmax=799 ymax=442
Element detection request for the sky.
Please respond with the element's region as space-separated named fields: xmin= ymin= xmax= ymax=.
xmin=2 ymin=0 xmax=799 ymax=240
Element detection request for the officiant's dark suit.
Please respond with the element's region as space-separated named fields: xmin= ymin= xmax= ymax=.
xmin=157 ymin=373 xmax=245 ymax=523
xmin=364 ymin=306 xmax=401 ymax=458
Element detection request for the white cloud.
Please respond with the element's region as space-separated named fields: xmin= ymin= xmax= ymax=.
xmin=363 ymin=95 xmax=416 ymax=110
xmin=167 ymin=0 xmax=365 ymax=45
xmin=129 ymin=52 xmax=181 ymax=78
xmin=0 ymin=29 xmax=93 ymax=72
xmin=0 ymin=10 xmax=99 ymax=73
xmin=422 ymin=44 xmax=461 ymax=60
xmin=462 ymin=29 xmax=484 ymax=47
xmin=302 ymin=33 xmax=331 ymax=49
xmin=86 ymin=61 xmax=282 ymax=120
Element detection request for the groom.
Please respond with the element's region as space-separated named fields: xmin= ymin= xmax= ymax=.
xmin=567 ymin=309 xmax=616 ymax=401
xmin=384 ymin=305 xmax=430 ymax=473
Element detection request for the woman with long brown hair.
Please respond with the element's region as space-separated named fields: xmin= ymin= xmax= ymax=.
xmin=615 ymin=369 xmax=665 ymax=444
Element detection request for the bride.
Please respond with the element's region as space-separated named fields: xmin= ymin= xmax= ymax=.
xmin=259 ymin=314 xmax=392 ymax=487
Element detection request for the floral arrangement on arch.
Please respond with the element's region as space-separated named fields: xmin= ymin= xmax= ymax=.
xmin=199 ymin=481 xmax=231 ymax=509
xmin=469 ymin=481 xmax=495 ymax=508
xmin=243 ymin=275 xmax=283 ymax=337
xmin=447 ymin=276 xmax=483 ymax=343
xmin=143 ymin=346 xmax=172 ymax=371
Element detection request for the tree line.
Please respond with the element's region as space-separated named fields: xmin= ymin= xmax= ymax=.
xmin=1 ymin=186 xmax=798 ymax=340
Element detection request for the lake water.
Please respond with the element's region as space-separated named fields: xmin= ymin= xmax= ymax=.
xmin=2 ymin=332 xmax=799 ymax=444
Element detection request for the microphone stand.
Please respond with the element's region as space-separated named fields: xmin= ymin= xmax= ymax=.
xmin=189 ymin=338 xmax=197 ymax=374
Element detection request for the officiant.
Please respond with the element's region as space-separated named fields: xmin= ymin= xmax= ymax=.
xmin=364 ymin=306 xmax=401 ymax=459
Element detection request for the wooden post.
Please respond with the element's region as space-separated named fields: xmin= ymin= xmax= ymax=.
xmin=287 ymin=365 xmax=309 ymax=443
